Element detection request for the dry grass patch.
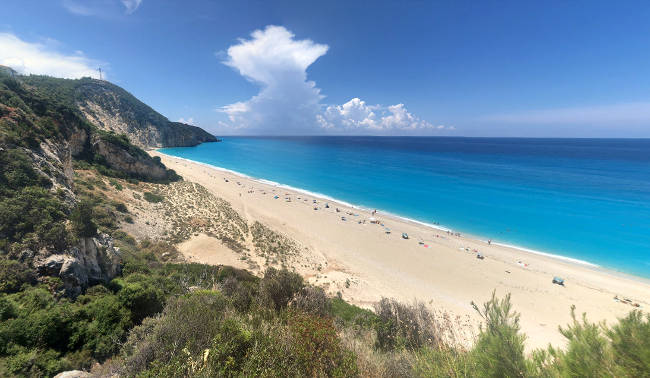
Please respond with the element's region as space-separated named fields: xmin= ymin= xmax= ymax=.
xmin=250 ymin=221 xmax=301 ymax=267
xmin=135 ymin=181 xmax=249 ymax=251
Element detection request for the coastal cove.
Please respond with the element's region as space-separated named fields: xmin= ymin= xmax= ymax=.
xmin=159 ymin=136 xmax=650 ymax=278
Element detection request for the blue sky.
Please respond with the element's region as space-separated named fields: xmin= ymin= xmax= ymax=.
xmin=2 ymin=0 xmax=650 ymax=137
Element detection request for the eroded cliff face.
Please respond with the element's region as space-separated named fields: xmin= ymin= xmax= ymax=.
xmin=36 ymin=122 xmax=172 ymax=185
xmin=76 ymin=81 xmax=218 ymax=149
xmin=91 ymin=134 xmax=170 ymax=181
xmin=79 ymin=100 xmax=164 ymax=148
xmin=22 ymin=134 xmax=126 ymax=297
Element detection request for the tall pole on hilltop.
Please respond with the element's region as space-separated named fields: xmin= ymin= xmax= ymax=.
xmin=98 ymin=67 xmax=102 ymax=80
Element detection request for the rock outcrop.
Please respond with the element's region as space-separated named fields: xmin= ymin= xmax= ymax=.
xmin=2 ymin=66 xmax=218 ymax=149
xmin=91 ymin=134 xmax=171 ymax=181
xmin=53 ymin=370 xmax=92 ymax=378
xmin=76 ymin=80 xmax=218 ymax=149
xmin=35 ymin=233 xmax=122 ymax=297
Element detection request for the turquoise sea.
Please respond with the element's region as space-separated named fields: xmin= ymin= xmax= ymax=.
xmin=160 ymin=137 xmax=650 ymax=278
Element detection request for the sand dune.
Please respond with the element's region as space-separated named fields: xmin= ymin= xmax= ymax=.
xmin=152 ymin=150 xmax=650 ymax=350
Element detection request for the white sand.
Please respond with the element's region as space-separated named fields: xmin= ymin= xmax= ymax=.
xmin=152 ymin=151 xmax=650 ymax=350
xmin=177 ymin=233 xmax=250 ymax=270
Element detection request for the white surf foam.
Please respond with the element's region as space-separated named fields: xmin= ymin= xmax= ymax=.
xmin=491 ymin=242 xmax=599 ymax=267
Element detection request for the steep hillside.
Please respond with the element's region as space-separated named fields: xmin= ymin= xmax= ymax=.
xmin=0 ymin=66 xmax=182 ymax=297
xmin=18 ymin=72 xmax=218 ymax=149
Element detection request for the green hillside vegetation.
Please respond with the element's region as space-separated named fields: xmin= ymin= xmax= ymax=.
xmin=0 ymin=72 xmax=91 ymax=149
xmin=2 ymin=245 xmax=650 ymax=377
xmin=0 ymin=148 xmax=69 ymax=253
xmin=0 ymin=69 xmax=180 ymax=180
xmin=20 ymin=75 xmax=169 ymax=129
xmin=14 ymin=71 xmax=217 ymax=149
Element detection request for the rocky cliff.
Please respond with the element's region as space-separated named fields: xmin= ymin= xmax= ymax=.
xmin=13 ymin=74 xmax=217 ymax=149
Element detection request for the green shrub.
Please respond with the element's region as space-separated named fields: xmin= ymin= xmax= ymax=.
xmin=108 ymin=179 xmax=123 ymax=191
xmin=114 ymin=202 xmax=128 ymax=213
xmin=0 ymin=259 xmax=35 ymax=294
xmin=286 ymin=310 xmax=358 ymax=376
xmin=118 ymin=281 xmax=165 ymax=324
xmin=242 ymin=310 xmax=358 ymax=377
xmin=0 ymin=295 xmax=17 ymax=321
xmin=608 ymin=310 xmax=650 ymax=375
xmin=258 ymin=267 xmax=304 ymax=311
xmin=412 ymin=346 xmax=472 ymax=377
xmin=2 ymin=292 xmax=71 ymax=352
xmin=71 ymin=290 xmax=132 ymax=360
xmin=221 ymin=276 xmax=256 ymax=312
xmin=546 ymin=306 xmax=614 ymax=377
xmin=374 ymin=298 xmax=439 ymax=351
xmin=0 ymin=186 xmax=68 ymax=251
xmin=470 ymin=291 xmax=528 ymax=377
xmin=71 ymin=200 xmax=97 ymax=237
xmin=62 ymin=349 xmax=94 ymax=371
xmin=0 ymin=149 xmax=51 ymax=194
xmin=331 ymin=297 xmax=379 ymax=329
xmin=201 ymin=317 xmax=254 ymax=376
xmin=113 ymin=230 xmax=136 ymax=245
xmin=294 ymin=285 xmax=331 ymax=317
xmin=120 ymin=291 xmax=229 ymax=375
xmin=143 ymin=192 xmax=164 ymax=203
xmin=0 ymin=348 xmax=69 ymax=377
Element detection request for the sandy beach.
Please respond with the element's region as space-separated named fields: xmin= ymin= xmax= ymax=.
xmin=151 ymin=150 xmax=650 ymax=351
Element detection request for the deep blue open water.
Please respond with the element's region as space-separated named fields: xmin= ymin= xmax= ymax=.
xmin=160 ymin=137 xmax=650 ymax=278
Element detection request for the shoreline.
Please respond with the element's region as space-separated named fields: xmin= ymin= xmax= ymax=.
xmin=151 ymin=149 xmax=650 ymax=350
xmin=157 ymin=149 xmax=640 ymax=278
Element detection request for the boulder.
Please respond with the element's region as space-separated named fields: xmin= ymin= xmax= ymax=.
xmin=34 ymin=233 xmax=122 ymax=297
xmin=53 ymin=370 xmax=91 ymax=378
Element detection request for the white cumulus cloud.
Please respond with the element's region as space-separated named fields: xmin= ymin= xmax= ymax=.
xmin=219 ymin=25 xmax=328 ymax=134
xmin=63 ymin=0 xmax=142 ymax=16
xmin=0 ymin=32 xmax=103 ymax=79
xmin=121 ymin=0 xmax=142 ymax=14
xmin=218 ymin=26 xmax=450 ymax=135
xmin=318 ymin=98 xmax=454 ymax=133
xmin=177 ymin=117 xmax=195 ymax=125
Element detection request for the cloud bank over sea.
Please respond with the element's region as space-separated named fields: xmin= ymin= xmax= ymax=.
xmin=218 ymin=26 xmax=454 ymax=135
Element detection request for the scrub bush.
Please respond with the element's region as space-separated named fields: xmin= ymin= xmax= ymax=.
xmin=374 ymin=298 xmax=440 ymax=351
xmin=257 ymin=267 xmax=304 ymax=311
